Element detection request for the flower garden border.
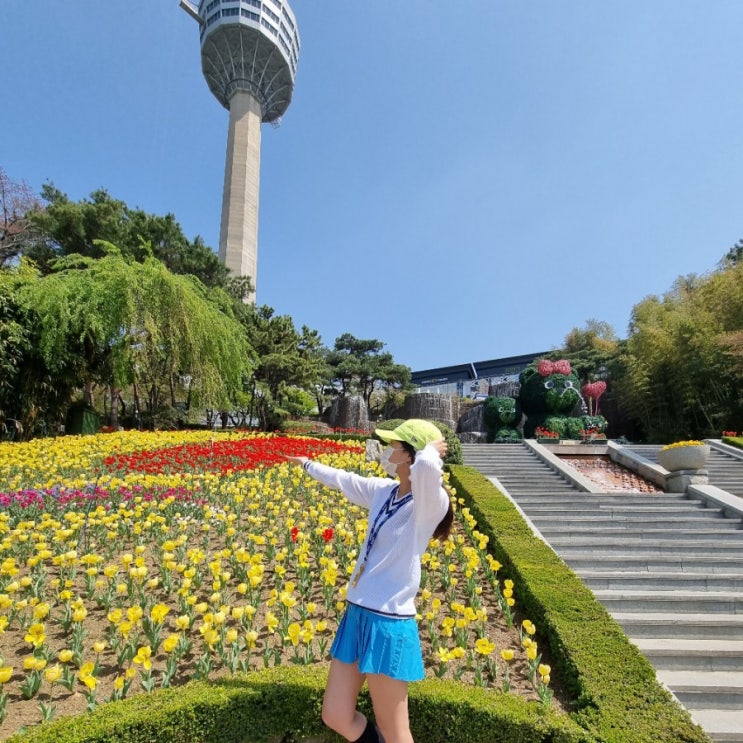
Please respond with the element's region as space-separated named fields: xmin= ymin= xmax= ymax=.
xmin=6 ymin=464 xmax=710 ymax=743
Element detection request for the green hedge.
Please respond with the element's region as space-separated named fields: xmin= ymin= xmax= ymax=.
xmin=10 ymin=666 xmax=591 ymax=743
xmin=722 ymin=435 xmax=743 ymax=450
xmin=447 ymin=465 xmax=711 ymax=743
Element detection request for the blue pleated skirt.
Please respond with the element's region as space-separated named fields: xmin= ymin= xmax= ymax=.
xmin=330 ymin=602 xmax=424 ymax=682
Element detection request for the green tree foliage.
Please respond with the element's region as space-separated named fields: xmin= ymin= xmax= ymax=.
xmin=324 ymin=333 xmax=411 ymax=413
xmin=27 ymin=186 xmax=231 ymax=290
xmin=552 ymin=319 xmax=618 ymax=384
xmin=18 ymin=247 xmax=252 ymax=431
xmin=239 ymin=305 xmax=327 ymax=430
xmin=723 ymin=238 xmax=743 ymax=267
xmin=0 ymin=265 xmax=32 ymax=419
xmin=617 ymin=265 xmax=743 ymax=441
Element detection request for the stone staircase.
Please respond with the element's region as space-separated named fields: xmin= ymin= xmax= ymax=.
xmin=461 ymin=442 xmax=743 ymax=743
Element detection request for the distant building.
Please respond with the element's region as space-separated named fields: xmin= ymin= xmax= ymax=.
xmin=411 ymin=352 xmax=549 ymax=398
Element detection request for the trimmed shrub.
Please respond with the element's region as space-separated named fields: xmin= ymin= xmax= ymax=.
xmin=9 ymin=667 xmax=592 ymax=743
xmin=447 ymin=465 xmax=711 ymax=743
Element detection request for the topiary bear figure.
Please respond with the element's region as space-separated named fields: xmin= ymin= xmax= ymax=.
xmin=483 ymin=396 xmax=522 ymax=443
xmin=518 ymin=359 xmax=585 ymax=438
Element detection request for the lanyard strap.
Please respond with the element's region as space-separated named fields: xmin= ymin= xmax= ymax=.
xmin=362 ymin=485 xmax=413 ymax=563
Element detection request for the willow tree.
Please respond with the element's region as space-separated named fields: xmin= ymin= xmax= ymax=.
xmin=20 ymin=245 xmax=253 ymax=429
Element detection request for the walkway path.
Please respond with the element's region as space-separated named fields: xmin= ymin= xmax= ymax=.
xmin=462 ymin=441 xmax=743 ymax=743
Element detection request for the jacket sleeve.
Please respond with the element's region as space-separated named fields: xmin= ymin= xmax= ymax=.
xmin=303 ymin=460 xmax=386 ymax=510
xmin=410 ymin=444 xmax=449 ymax=526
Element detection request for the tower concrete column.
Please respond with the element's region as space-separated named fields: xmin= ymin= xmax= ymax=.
xmin=218 ymin=91 xmax=262 ymax=293
xmin=182 ymin=0 xmax=299 ymax=298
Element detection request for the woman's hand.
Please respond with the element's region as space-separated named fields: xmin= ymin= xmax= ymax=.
xmin=431 ymin=438 xmax=448 ymax=459
xmin=285 ymin=455 xmax=308 ymax=466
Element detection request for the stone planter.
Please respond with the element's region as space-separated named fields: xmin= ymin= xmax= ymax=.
xmin=657 ymin=444 xmax=710 ymax=472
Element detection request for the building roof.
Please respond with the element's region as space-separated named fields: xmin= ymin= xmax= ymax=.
xmin=410 ymin=351 xmax=549 ymax=386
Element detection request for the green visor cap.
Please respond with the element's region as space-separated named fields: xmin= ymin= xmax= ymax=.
xmin=374 ymin=419 xmax=442 ymax=451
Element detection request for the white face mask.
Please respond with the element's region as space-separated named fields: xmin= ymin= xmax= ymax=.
xmin=379 ymin=446 xmax=399 ymax=477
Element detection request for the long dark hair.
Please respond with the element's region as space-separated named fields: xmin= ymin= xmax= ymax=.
xmin=401 ymin=441 xmax=454 ymax=543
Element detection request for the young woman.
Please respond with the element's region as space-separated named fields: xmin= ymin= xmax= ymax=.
xmin=287 ymin=419 xmax=454 ymax=743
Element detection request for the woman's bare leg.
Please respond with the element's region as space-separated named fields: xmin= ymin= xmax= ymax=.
xmin=366 ymin=673 xmax=413 ymax=743
xmin=322 ymin=658 xmax=369 ymax=740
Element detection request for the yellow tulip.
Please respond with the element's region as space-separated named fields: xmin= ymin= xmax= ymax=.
xmin=285 ymin=622 xmax=301 ymax=646
xmin=33 ymin=603 xmax=50 ymax=620
xmin=0 ymin=666 xmax=13 ymax=683
xmin=24 ymin=656 xmax=47 ymax=671
xmin=132 ymin=645 xmax=152 ymax=670
xmin=58 ymin=649 xmax=74 ymax=663
xmin=174 ymin=614 xmax=190 ymax=631
xmin=150 ymin=603 xmax=169 ymax=624
xmin=45 ymin=664 xmax=62 ymax=684
xmin=162 ymin=634 xmax=179 ymax=653
xmin=79 ymin=673 xmax=97 ymax=691
xmin=474 ymin=638 xmax=495 ymax=656
xmin=24 ymin=622 xmax=46 ymax=647
xmin=501 ymin=649 xmax=515 ymax=662
xmin=265 ymin=612 xmax=279 ymax=633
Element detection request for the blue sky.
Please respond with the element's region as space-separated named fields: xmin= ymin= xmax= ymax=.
xmin=2 ymin=1 xmax=742 ymax=371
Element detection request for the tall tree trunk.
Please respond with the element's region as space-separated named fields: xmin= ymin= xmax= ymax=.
xmin=109 ymin=386 xmax=120 ymax=429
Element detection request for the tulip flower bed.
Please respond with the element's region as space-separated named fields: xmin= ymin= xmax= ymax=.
xmin=0 ymin=431 xmax=558 ymax=738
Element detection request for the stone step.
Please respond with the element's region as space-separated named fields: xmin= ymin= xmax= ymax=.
xmin=563 ymin=554 xmax=743 ymax=574
xmin=522 ymin=506 xmax=741 ymax=531
xmin=516 ymin=494 xmax=694 ymax=505
xmin=531 ymin=518 xmax=741 ymax=531
xmin=634 ymin=639 xmax=743 ymax=672
xmin=613 ymin=613 xmax=743 ymax=640
xmin=550 ymin=529 xmax=743 ymax=554
xmin=657 ymin=670 xmax=743 ymax=709
xmin=535 ymin=525 xmax=743 ymax=537
xmin=548 ymin=535 xmax=743 ymax=548
xmin=592 ymin=590 xmax=743 ymax=613
xmin=577 ymin=571 xmax=743 ymax=591
xmin=687 ymin=708 xmax=743 ymax=743
xmin=525 ymin=506 xmax=723 ymax=517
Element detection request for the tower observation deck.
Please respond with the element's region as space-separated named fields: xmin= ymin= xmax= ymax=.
xmin=180 ymin=0 xmax=300 ymax=297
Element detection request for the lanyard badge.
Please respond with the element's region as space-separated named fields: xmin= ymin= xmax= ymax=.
xmin=350 ymin=486 xmax=412 ymax=587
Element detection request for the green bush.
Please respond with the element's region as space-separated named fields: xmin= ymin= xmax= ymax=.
xmin=374 ymin=418 xmax=463 ymax=465
xmin=9 ymin=667 xmax=591 ymax=743
xmin=722 ymin=435 xmax=743 ymax=449
xmin=447 ymin=465 xmax=711 ymax=743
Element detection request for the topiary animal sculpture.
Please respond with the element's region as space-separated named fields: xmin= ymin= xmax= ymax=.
xmin=483 ymin=396 xmax=522 ymax=443
xmin=518 ymin=359 xmax=585 ymax=438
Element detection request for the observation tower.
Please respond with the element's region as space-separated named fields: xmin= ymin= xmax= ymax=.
xmin=180 ymin=0 xmax=300 ymax=297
